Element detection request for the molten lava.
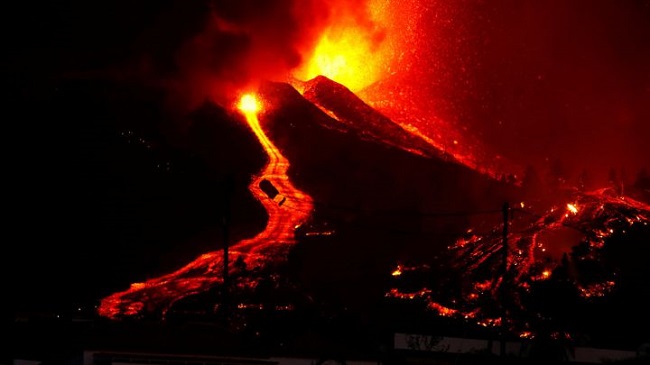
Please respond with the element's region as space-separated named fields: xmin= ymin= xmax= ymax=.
xmin=234 ymin=93 xmax=314 ymax=252
xmin=98 ymin=94 xmax=313 ymax=319
xmin=238 ymin=93 xmax=261 ymax=114
xmin=293 ymin=24 xmax=384 ymax=92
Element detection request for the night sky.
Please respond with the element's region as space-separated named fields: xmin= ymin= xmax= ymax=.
xmin=6 ymin=0 xmax=650 ymax=314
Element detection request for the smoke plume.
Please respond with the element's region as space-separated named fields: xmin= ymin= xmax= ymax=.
xmin=134 ymin=0 xmax=378 ymax=112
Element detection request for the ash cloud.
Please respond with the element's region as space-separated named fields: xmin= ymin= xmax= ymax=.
xmin=132 ymin=0 xmax=378 ymax=112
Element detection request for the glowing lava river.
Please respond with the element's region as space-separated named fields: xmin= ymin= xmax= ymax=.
xmin=98 ymin=94 xmax=313 ymax=320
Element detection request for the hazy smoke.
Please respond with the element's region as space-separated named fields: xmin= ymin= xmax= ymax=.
xmin=134 ymin=0 xmax=376 ymax=112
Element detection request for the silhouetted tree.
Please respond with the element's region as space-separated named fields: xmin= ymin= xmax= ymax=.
xmin=608 ymin=167 xmax=624 ymax=196
xmin=634 ymin=168 xmax=650 ymax=190
xmin=522 ymin=164 xmax=543 ymax=197
xmin=547 ymin=159 xmax=568 ymax=191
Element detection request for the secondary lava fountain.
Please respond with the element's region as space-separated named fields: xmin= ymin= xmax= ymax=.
xmin=98 ymin=94 xmax=313 ymax=319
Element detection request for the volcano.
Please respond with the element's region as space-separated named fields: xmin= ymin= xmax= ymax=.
xmin=79 ymin=74 xmax=649 ymax=350
xmin=387 ymin=187 xmax=650 ymax=346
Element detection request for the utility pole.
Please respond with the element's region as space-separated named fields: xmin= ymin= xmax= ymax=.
xmin=221 ymin=176 xmax=232 ymax=323
xmin=500 ymin=201 xmax=509 ymax=357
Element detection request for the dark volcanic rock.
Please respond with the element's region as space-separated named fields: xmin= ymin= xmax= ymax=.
xmin=257 ymin=79 xmax=520 ymax=311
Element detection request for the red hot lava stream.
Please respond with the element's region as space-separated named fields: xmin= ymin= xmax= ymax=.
xmin=98 ymin=94 xmax=313 ymax=319
xmin=234 ymin=94 xmax=314 ymax=255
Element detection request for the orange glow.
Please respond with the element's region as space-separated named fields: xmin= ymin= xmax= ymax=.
xmin=428 ymin=302 xmax=458 ymax=317
xmin=519 ymin=331 xmax=534 ymax=339
xmin=567 ymin=203 xmax=579 ymax=214
xmin=292 ymin=0 xmax=509 ymax=180
xmin=542 ymin=270 xmax=551 ymax=279
xmin=474 ymin=280 xmax=492 ymax=292
xmin=392 ymin=266 xmax=402 ymax=276
xmin=98 ymin=92 xmax=314 ymax=319
xmin=293 ymin=0 xmax=395 ymax=92
xmin=295 ymin=29 xmax=380 ymax=91
xmin=238 ymin=93 xmax=261 ymax=115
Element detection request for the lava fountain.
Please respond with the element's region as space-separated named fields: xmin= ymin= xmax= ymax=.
xmin=98 ymin=94 xmax=313 ymax=319
xmin=291 ymin=1 xmax=390 ymax=92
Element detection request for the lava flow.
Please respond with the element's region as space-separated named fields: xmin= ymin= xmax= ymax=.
xmin=234 ymin=94 xmax=314 ymax=255
xmin=387 ymin=187 xmax=650 ymax=337
xmin=98 ymin=94 xmax=313 ymax=319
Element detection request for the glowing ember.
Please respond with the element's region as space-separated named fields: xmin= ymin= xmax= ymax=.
xmin=428 ymin=302 xmax=458 ymax=317
xmin=567 ymin=203 xmax=579 ymax=214
xmin=519 ymin=331 xmax=534 ymax=339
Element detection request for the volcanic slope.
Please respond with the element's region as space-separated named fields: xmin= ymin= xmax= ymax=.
xmin=256 ymin=77 xmax=520 ymax=311
xmin=96 ymin=75 xmax=521 ymax=321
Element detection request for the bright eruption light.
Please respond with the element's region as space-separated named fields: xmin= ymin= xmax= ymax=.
xmin=293 ymin=0 xmax=397 ymax=92
xmin=295 ymin=29 xmax=381 ymax=92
